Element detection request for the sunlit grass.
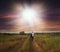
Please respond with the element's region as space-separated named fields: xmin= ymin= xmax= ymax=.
xmin=0 ymin=34 xmax=29 ymax=52
xmin=0 ymin=35 xmax=28 ymax=42
xmin=35 ymin=33 xmax=60 ymax=52
xmin=0 ymin=33 xmax=60 ymax=52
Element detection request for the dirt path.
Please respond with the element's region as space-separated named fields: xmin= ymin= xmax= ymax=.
xmin=29 ymin=38 xmax=44 ymax=52
xmin=33 ymin=39 xmax=44 ymax=52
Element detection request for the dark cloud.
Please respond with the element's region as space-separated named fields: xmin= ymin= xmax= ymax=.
xmin=0 ymin=17 xmax=17 ymax=31
xmin=45 ymin=9 xmax=60 ymax=22
xmin=0 ymin=18 xmax=15 ymax=22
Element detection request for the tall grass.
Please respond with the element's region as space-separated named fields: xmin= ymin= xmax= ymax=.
xmin=35 ymin=33 xmax=60 ymax=52
xmin=0 ymin=34 xmax=28 ymax=52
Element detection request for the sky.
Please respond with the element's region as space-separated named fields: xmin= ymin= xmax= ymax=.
xmin=0 ymin=0 xmax=60 ymax=32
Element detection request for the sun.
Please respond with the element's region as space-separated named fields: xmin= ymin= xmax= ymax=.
xmin=21 ymin=8 xmax=37 ymax=25
xmin=20 ymin=6 xmax=38 ymax=26
xmin=21 ymin=7 xmax=37 ymax=19
xmin=12 ymin=3 xmax=46 ymax=32
xmin=16 ymin=4 xmax=44 ymax=27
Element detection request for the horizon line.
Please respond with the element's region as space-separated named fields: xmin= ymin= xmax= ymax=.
xmin=0 ymin=31 xmax=60 ymax=33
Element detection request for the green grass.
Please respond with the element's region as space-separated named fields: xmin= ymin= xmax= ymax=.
xmin=35 ymin=33 xmax=60 ymax=52
xmin=0 ymin=34 xmax=28 ymax=42
xmin=0 ymin=33 xmax=60 ymax=52
xmin=0 ymin=34 xmax=29 ymax=52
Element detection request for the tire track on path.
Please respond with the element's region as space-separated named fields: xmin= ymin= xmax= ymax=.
xmin=10 ymin=37 xmax=29 ymax=52
xmin=33 ymin=39 xmax=44 ymax=52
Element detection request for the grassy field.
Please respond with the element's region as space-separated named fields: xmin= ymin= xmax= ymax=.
xmin=0 ymin=34 xmax=29 ymax=52
xmin=0 ymin=33 xmax=60 ymax=52
xmin=35 ymin=33 xmax=60 ymax=52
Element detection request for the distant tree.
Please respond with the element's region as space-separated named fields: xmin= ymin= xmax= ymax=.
xmin=20 ymin=31 xmax=26 ymax=35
